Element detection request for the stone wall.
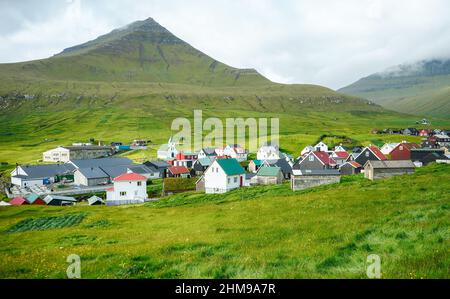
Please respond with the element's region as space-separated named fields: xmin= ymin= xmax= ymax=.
xmin=366 ymin=168 xmax=415 ymax=180
xmin=291 ymin=175 xmax=340 ymax=191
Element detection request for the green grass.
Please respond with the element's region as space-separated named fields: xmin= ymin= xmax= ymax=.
xmin=0 ymin=164 xmax=448 ymax=278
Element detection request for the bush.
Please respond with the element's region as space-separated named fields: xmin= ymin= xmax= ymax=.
xmin=163 ymin=177 xmax=197 ymax=193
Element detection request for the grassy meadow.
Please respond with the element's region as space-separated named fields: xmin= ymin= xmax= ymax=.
xmin=0 ymin=164 xmax=448 ymax=278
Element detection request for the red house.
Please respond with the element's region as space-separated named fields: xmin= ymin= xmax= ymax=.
xmin=167 ymin=166 xmax=191 ymax=178
xmin=176 ymin=152 xmax=198 ymax=160
xmin=390 ymin=142 xmax=419 ymax=160
xmin=10 ymin=197 xmax=29 ymax=205
xmin=419 ymin=129 xmax=433 ymax=137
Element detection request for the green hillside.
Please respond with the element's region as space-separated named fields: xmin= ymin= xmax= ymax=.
xmin=0 ymin=18 xmax=268 ymax=87
xmin=1 ymin=18 xmax=440 ymax=166
xmin=339 ymin=59 xmax=450 ymax=118
xmin=0 ymin=164 xmax=448 ymax=278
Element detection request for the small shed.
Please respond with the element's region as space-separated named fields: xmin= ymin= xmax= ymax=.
xmin=339 ymin=161 xmax=362 ymax=175
xmin=26 ymin=193 xmax=46 ymax=205
xmin=364 ymin=160 xmax=415 ymax=181
xmin=10 ymin=197 xmax=29 ymax=205
xmin=248 ymin=160 xmax=263 ymax=173
xmin=256 ymin=166 xmax=284 ymax=185
xmin=0 ymin=201 xmax=11 ymax=206
xmin=44 ymin=195 xmax=77 ymax=206
xmin=87 ymin=196 xmax=104 ymax=206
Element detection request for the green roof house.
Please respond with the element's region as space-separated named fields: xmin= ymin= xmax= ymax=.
xmin=256 ymin=166 xmax=283 ymax=185
xmin=204 ymin=158 xmax=245 ymax=194
xmin=25 ymin=193 xmax=46 ymax=205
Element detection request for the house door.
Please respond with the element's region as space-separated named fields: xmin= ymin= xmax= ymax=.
xmin=240 ymin=176 xmax=243 ymax=186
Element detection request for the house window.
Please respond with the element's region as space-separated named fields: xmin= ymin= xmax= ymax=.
xmin=234 ymin=177 xmax=237 ymax=183
xmin=399 ymin=146 xmax=403 ymax=150
xmin=365 ymin=151 xmax=369 ymax=157
xmin=120 ymin=191 xmax=127 ymax=196
xmin=137 ymin=181 xmax=142 ymax=186
xmin=309 ymin=155 xmax=314 ymax=161
xmin=227 ymin=178 xmax=230 ymax=184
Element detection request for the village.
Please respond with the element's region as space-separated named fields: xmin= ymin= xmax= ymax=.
xmin=2 ymin=128 xmax=450 ymax=207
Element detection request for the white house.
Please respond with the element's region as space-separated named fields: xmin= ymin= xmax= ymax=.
xmin=204 ymin=159 xmax=245 ymax=194
xmin=301 ymin=146 xmax=314 ymax=156
xmin=334 ymin=145 xmax=347 ymax=152
xmin=223 ymin=145 xmax=248 ymax=162
xmin=257 ymin=143 xmax=280 ymax=160
xmin=43 ymin=145 xmax=115 ymax=162
xmin=198 ymin=148 xmax=217 ymax=159
xmin=157 ymin=137 xmax=179 ymax=160
xmin=380 ymin=143 xmax=400 ymax=155
xmin=314 ymin=142 xmax=328 ymax=152
xmin=106 ymin=173 xmax=148 ymax=205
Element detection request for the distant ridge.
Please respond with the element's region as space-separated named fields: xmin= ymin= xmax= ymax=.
xmin=339 ymin=59 xmax=450 ymax=118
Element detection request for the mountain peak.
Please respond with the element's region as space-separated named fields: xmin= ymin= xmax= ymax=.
xmin=56 ymin=17 xmax=183 ymax=57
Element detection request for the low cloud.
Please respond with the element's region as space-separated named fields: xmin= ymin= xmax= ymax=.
xmin=1 ymin=0 xmax=449 ymax=89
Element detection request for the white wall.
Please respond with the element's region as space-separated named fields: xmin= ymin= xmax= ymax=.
xmin=108 ymin=180 xmax=147 ymax=201
xmin=204 ymin=161 xmax=242 ymax=194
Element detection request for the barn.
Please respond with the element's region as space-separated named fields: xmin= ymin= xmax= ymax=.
xmin=255 ymin=166 xmax=284 ymax=185
xmin=390 ymin=142 xmax=419 ymax=160
xmin=364 ymin=160 xmax=415 ymax=180
xmin=339 ymin=161 xmax=362 ymax=175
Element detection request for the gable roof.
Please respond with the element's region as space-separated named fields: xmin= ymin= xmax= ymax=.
xmin=10 ymin=197 xmax=28 ymax=205
xmin=17 ymin=163 xmax=76 ymax=179
xmin=69 ymin=157 xmax=132 ymax=169
xmin=196 ymin=157 xmax=214 ymax=167
xmin=366 ymin=160 xmax=415 ymax=169
xmin=114 ymin=173 xmax=147 ymax=182
xmin=265 ymin=159 xmax=293 ymax=174
xmin=200 ymin=148 xmax=217 ymax=156
xmin=257 ymin=166 xmax=282 ymax=177
xmin=348 ymin=161 xmax=362 ymax=168
xmin=88 ymin=196 xmax=104 ymax=205
xmin=43 ymin=195 xmax=77 ymax=204
xmin=251 ymin=159 xmax=263 ymax=166
xmin=333 ymin=151 xmax=350 ymax=159
xmin=312 ymin=151 xmax=336 ymax=166
xmin=216 ymin=159 xmax=245 ymax=176
xmin=393 ymin=142 xmax=419 ymax=152
xmin=128 ymin=164 xmax=157 ymax=174
xmin=367 ymin=146 xmax=387 ymax=160
xmin=77 ymin=167 xmax=109 ymax=179
xmin=25 ymin=193 xmax=41 ymax=204
xmin=144 ymin=160 xmax=171 ymax=169
xmin=168 ymin=166 xmax=190 ymax=175
xmin=100 ymin=165 xmax=130 ymax=180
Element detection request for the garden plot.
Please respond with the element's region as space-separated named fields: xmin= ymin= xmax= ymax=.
xmin=6 ymin=213 xmax=86 ymax=233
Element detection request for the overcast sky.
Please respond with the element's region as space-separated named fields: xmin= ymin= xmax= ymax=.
xmin=1 ymin=0 xmax=449 ymax=89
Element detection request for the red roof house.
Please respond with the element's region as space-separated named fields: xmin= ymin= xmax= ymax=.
xmin=114 ymin=173 xmax=147 ymax=182
xmin=390 ymin=142 xmax=419 ymax=160
xmin=369 ymin=146 xmax=387 ymax=160
xmin=167 ymin=166 xmax=191 ymax=178
xmin=313 ymin=151 xmax=337 ymax=166
xmin=419 ymin=129 xmax=433 ymax=137
xmin=10 ymin=197 xmax=29 ymax=205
